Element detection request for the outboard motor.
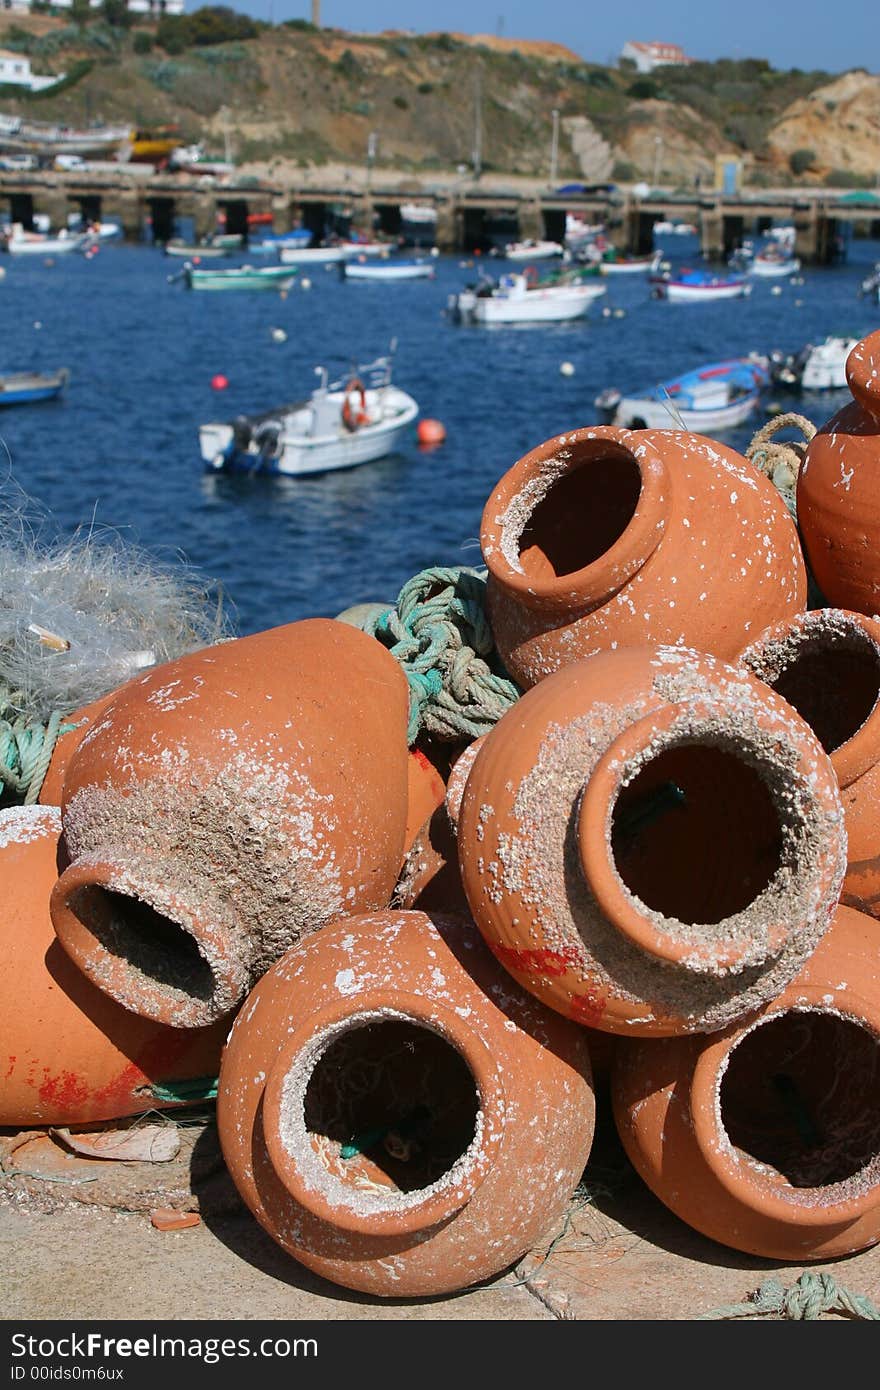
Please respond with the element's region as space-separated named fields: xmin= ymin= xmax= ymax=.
xmin=232 ymin=415 xmax=253 ymax=451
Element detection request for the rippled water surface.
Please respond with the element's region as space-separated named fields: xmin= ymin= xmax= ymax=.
xmin=2 ymin=233 xmax=879 ymax=634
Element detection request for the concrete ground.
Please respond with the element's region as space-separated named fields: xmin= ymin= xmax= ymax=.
xmin=3 ymin=1100 xmax=878 ymax=1322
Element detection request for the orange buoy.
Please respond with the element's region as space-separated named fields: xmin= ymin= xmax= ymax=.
xmin=417 ymin=418 xmax=446 ymax=447
xmin=211 ymin=373 xmax=229 ymax=391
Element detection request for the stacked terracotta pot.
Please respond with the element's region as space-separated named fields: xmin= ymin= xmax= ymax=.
xmin=5 ymin=329 xmax=880 ymax=1296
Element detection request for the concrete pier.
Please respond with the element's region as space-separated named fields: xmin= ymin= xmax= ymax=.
xmin=0 ymin=168 xmax=876 ymax=262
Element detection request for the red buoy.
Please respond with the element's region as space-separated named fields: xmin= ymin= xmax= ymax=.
xmin=211 ymin=374 xmax=229 ymax=391
xmin=417 ymin=418 xmax=446 ymax=447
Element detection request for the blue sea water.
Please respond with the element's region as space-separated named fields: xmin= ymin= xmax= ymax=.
xmin=1 ymin=232 xmax=879 ymax=637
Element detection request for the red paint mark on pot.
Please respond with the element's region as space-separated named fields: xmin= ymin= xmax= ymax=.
xmin=493 ymin=944 xmax=581 ymax=978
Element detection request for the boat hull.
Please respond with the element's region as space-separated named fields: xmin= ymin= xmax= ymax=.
xmin=608 ymin=392 xmax=760 ymax=432
xmin=750 ymin=257 xmax=801 ymax=277
xmin=654 ymin=280 xmax=749 ymax=302
xmin=279 ymin=246 xmax=352 ymax=265
xmin=0 ymin=370 xmax=69 ymax=406
xmin=458 ymin=284 xmax=605 ymax=323
xmin=344 ymin=261 xmax=434 ymax=280
xmin=200 ymin=384 xmax=419 ymax=478
xmin=184 ymin=266 xmax=296 ymax=291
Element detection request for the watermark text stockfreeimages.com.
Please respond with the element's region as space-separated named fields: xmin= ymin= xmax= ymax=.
xmin=10 ymin=1332 xmax=317 ymax=1372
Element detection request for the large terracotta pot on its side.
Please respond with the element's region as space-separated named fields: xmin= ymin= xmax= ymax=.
xmin=217 ymin=909 xmax=596 ymax=1298
xmin=0 ymin=806 xmax=229 ymax=1127
xmin=738 ymin=608 xmax=880 ymax=919
xmin=50 ymin=619 xmax=410 ymax=1028
xmin=480 ymin=424 xmax=807 ymax=689
xmin=798 ymin=329 xmax=880 ymax=614
xmin=612 ymin=903 xmax=880 ymax=1261
xmin=458 ymin=645 xmax=846 ymax=1037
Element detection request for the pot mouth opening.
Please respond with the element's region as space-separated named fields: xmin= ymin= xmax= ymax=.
xmin=609 ymin=737 xmax=785 ymax=928
xmin=516 ymin=447 xmax=642 ymax=584
xmin=719 ymin=1008 xmax=880 ymax=1198
xmin=746 ymin=622 xmax=880 ymax=757
xmin=65 ymin=883 xmax=218 ymax=1007
xmin=279 ymin=1014 xmax=483 ymax=1217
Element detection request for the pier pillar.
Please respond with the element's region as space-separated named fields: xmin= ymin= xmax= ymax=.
xmin=435 ymin=198 xmax=455 ymax=251
xmin=517 ymin=198 xmax=543 ymax=241
xmin=192 ymin=193 xmax=218 ymax=242
xmin=700 ymin=204 xmax=724 ymax=260
xmin=794 ymin=202 xmax=818 ymax=264
xmin=271 ymin=191 xmax=291 ymax=234
xmin=102 ymin=188 xmax=146 ymax=242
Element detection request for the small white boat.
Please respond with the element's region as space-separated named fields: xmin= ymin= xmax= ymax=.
xmin=503 ymin=238 xmax=565 ymax=261
xmin=600 ymin=251 xmax=662 ymax=276
xmin=770 ymin=335 xmax=861 ymax=391
xmin=652 ymin=221 xmax=697 ymax=236
xmin=278 ymin=244 xmax=355 ymax=265
xmin=650 ymin=268 xmax=750 ymax=302
xmin=594 ymin=356 xmax=769 ymax=432
xmin=750 ymin=250 xmax=801 ymax=277
xmin=343 ymin=257 xmax=434 ymax=281
xmin=200 ymin=351 xmax=418 ymax=477
xmin=2 ymin=224 xmax=89 ymax=256
xmin=449 ymin=269 xmax=606 ymax=324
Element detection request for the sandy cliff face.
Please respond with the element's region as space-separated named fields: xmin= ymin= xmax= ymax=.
xmin=767 ymin=71 xmax=880 ymax=177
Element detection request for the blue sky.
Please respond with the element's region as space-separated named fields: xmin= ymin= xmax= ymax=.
xmin=240 ymin=2 xmax=875 ymax=76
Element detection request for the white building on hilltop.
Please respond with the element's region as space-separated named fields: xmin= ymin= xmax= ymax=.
xmin=0 ymin=48 xmax=64 ymax=91
xmin=0 ymin=1 xmax=185 ymax=13
xmin=620 ymin=40 xmax=696 ymax=74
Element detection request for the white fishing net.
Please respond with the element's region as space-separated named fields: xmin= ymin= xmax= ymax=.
xmin=0 ymin=492 xmax=236 ymax=722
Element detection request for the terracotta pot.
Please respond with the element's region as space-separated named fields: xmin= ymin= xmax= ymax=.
xmin=612 ymin=903 xmax=880 ymax=1260
xmin=738 ymin=607 xmax=880 ymax=919
xmin=50 ymin=619 xmax=410 ymax=1028
xmin=480 ymin=424 xmax=807 ymax=688
xmin=798 ymin=330 xmax=880 ymax=614
xmin=217 ymin=908 xmax=596 ymax=1298
xmin=458 ymin=645 xmax=845 ymax=1036
xmin=37 ymin=691 xmax=120 ymax=807
xmin=0 ymin=806 xmax=229 ymax=1126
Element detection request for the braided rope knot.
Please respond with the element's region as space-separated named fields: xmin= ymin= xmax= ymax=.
xmin=703 ymin=1270 xmax=880 ymax=1320
xmin=367 ymin=566 xmax=521 ymax=744
xmin=746 ymin=411 xmax=817 ymax=520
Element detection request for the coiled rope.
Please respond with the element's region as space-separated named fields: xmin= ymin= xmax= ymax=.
xmin=746 ymin=411 xmax=817 ymax=520
xmin=341 ymin=566 xmax=521 ymax=745
xmin=702 ymin=1271 xmax=880 ymax=1320
xmin=0 ymin=689 xmax=77 ymax=805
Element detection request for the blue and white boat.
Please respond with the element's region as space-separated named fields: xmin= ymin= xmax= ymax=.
xmin=0 ymin=367 xmax=69 ymax=407
xmin=649 ymin=268 xmax=750 ymax=302
xmin=594 ymin=356 xmax=769 ymax=432
xmin=249 ymin=228 xmax=313 ymax=256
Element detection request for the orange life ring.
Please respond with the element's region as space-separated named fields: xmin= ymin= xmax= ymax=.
xmin=341 ymin=377 xmax=369 ymax=431
xmin=523 ymin=264 xmax=539 ymax=286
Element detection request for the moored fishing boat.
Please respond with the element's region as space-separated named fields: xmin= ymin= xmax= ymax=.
xmin=594 ymin=355 xmax=769 ymax=431
xmin=1 ymin=225 xmax=91 ymax=256
xmin=649 ymin=267 xmax=750 ymax=302
xmin=199 ymin=351 xmax=418 ymax=477
xmin=750 ymin=248 xmax=801 ymax=277
xmin=343 ymin=257 xmax=435 ymax=281
xmin=0 ymin=367 xmax=69 ymax=406
xmin=769 ymin=334 xmax=861 ymax=391
xmin=503 ymin=238 xmax=565 ymax=261
xmin=278 ymin=244 xmax=355 ymax=265
xmin=449 ymin=267 xmax=606 ymax=324
xmin=171 ymin=262 xmax=297 ymax=291
xmin=599 ymin=250 xmax=663 ymax=275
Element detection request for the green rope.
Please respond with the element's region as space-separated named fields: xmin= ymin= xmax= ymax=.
xmin=349 ymin=566 xmax=522 ymax=745
xmin=702 ymin=1271 xmax=880 ymax=1320
xmin=148 ymin=1076 xmax=219 ymax=1104
xmin=0 ymin=691 xmax=79 ymax=805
